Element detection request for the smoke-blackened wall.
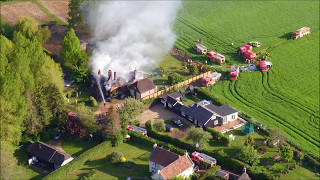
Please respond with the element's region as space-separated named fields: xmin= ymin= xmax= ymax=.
xmin=87 ymin=1 xmax=181 ymax=79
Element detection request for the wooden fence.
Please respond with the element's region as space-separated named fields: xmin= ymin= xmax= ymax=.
xmin=142 ymin=71 xmax=213 ymax=100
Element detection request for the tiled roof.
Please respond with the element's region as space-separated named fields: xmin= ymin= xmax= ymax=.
xmin=205 ymin=104 xmax=237 ymax=117
xmin=27 ymin=142 xmax=67 ymax=165
xmin=131 ymin=78 xmax=156 ymax=93
xmin=149 ymin=146 xmax=179 ymax=167
xmin=181 ymin=104 xmax=214 ymax=125
xmin=160 ymin=156 xmax=193 ymax=180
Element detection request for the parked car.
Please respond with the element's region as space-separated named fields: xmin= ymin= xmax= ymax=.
xmin=249 ymin=41 xmax=261 ymax=47
xmin=54 ymin=131 xmax=63 ymax=140
xmin=171 ymin=117 xmax=183 ymax=127
xmin=165 ymin=124 xmax=173 ymax=132
xmin=160 ymin=86 xmax=168 ymax=90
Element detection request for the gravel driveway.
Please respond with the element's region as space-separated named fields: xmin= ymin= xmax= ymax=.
xmin=137 ymin=104 xmax=193 ymax=127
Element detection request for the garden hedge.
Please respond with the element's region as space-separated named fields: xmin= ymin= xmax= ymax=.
xmin=43 ymin=141 xmax=110 ymax=180
xmin=205 ymin=127 xmax=230 ymax=146
xmin=197 ymin=88 xmax=224 ymax=106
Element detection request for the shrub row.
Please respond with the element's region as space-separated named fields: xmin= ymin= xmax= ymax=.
xmin=196 ymin=88 xmax=224 ymax=106
xmin=205 ymin=127 xmax=230 ymax=146
xmin=128 ymin=131 xmax=185 ymax=155
xmin=43 ymin=141 xmax=110 ymax=180
xmin=145 ymin=120 xmax=276 ymax=180
xmin=304 ymin=154 xmax=320 ymax=172
xmin=80 ymin=169 xmax=98 ymax=180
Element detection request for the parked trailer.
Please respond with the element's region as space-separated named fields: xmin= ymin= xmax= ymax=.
xmin=229 ymin=65 xmax=240 ymax=80
xmin=207 ymin=51 xmax=225 ymax=64
xmin=202 ymin=72 xmax=222 ymax=87
xmin=191 ymin=151 xmax=217 ymax=170
xmin=292 ymin=27 xmax=310 ymax=40
xmin=126 ymin=125 xmax=147 ymax=135
xmin=257 ymin=61 xmax=273 ymax=72
xmin=194 ymin=44 xmax=208 ymax=55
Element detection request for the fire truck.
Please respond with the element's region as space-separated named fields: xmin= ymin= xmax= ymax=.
xmin=257 ymin=61 xmax=273 ymax=72
xmin=207 ymin=51 xmax=225 ymax=64
xmin=229 ymin=65 xmax=240 ymax=80
xmin=126 ymin=125 xmax=147 ymax=135
xmin=291 ymin=27 xmax=310 ymax=40
xmin=238 ymin=45 xmax=257 ymax=63
xmin=191 ymin=152 xmax=217 ymax=170
xmin=194 ymin=44 xmax=208 ymax=55
xmin=202 ymin=72 xmax=222 ymax=87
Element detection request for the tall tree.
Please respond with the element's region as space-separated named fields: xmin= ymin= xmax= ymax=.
xmin=280 ymin=146 xmax=293 ymax=162
xmin=102 ymin=106 xmax=121 ymax=140
xmin=118 ymin=97 xmax=145 ymax=123
xmin=60 ymin=28 xmax=81 ymax=66
xmin=15 ymin=17 xmax=51 ymax=44
xmin=67 ymin=0 xmax=84 ymax=28
xmin=236 ymin=145 xmax=260 ymax=165
xmin=186 ymin=127 xmax=212 ymax=146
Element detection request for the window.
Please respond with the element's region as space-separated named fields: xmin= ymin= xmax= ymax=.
xmin=231 ymin=114 xmax=235 ymax=120
xmin=188 ymin=116 xmax=193 ymax=121
xmin=181 ymin=112 xmax=186 ymax=117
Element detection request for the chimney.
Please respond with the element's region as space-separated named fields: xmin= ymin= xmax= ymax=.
xmin=243 ymin=166 xmax=246 ymax=173
xmin=196 ymin=103 xmax=200 ymax=107
xmin=108 ymin=70 xmax=112 ymax=81
xmin=114 ymin=72 xmax=117 ymax=81
xmin=98 ymin=69 xmax=101 ymax=75
xmin=184 ymin=150 xmax=188 ymax=156
xmin=134 ymin=70 xmax=137 ymax=80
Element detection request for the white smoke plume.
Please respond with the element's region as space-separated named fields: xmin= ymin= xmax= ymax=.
xmin=87 ymin=1 xmax=181 ymax=79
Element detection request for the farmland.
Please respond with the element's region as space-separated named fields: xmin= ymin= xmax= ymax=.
xmin=174 ymin=1 xmax=319 ymax=156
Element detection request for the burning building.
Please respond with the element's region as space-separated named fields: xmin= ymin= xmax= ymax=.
xmin=90 ymin=69 xmax=155 ymax=101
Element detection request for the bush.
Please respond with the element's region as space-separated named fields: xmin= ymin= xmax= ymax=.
xmin=153 ymin=120 xmax=166 ymax=132
xmin=107 ymin=151 xmax=123 ymax=164
xmin=80 ymin=169 xmax=98 ymax=180
xmin=205 ymin=128 xmax=230 ymax=146
xmin=112 ymin=131 xmax=123 ymax=147
xmin=89 ymin=96 xmax=98 ymax=107
xmin=168 ymin=73 xmax=183 ymax=85
xmin=43 ymin=141 xmax=110 ymax=180
xmin=132 ymin=120 xmax=140 ymax=126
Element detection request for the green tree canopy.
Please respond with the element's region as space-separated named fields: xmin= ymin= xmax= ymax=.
xmin=280 ymin=145 xmax=293 ymax=162
xmin=236 ymin=145 xmax=260 ymax=165
xmin=60 ymin=28 xmax=81 ymax=65
xmin=15 ymin=16 xmax=51 ymax=44
xmin=168 ymin=73 xmax=184 ymax=85
xmin=118 ymin=97 xmax=145 ymax=123
xmin=189 ymin=65 xmax=199 ymax=75
xmin=102 ymin=105 xmax=121 ymax=141
xmin=186 ymin=127 xmax=212 ymax=146
xmin=68 ymin=0 xmax=85 ymax=28
xmin=153 ymin=120 xmax=166 ymax=132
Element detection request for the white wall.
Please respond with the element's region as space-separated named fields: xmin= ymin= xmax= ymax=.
xmin=179 ymin=166 xmax=194 ymax=178
xmin=61 ymin=157 xmax=74 ymax=166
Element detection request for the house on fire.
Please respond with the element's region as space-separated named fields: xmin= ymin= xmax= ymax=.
xmin=149 ymin=144 xmax=194 ymax=180
xmin=160 ymin=91 xmax=238 ymax=128
xmin=27 ymin=142 xmax=74 ymax=171
xmin=129 ymin=78 xmax=157 ymax=99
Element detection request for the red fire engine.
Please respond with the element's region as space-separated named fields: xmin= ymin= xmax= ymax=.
xmin=191 ymin=152 xmax=217 ymax=170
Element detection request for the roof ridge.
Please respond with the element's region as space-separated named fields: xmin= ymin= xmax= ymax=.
xmin=48 ymin=150 xmax=57 ymax=162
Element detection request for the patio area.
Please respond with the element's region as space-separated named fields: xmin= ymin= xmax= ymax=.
xmin=213 ymin=118 xmax=247 ymax=133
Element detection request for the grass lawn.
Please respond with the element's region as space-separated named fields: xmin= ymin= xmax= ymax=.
xmin=61 ymin=136 xmax=100 ymax=157
xmin=174 ymin=1 xmax=320 ymax=157
xmin=183 ymin=94 xmax=200 ymax=106
xmin=280 ymin=166 xmax=319 ymax=180
xmin=149 ymin=54 xmax=193 ymax=88
xmin=65 ymin=89 xmax=99 ymax=111
xmin=64 ymin=141 xmax=152 ymax=180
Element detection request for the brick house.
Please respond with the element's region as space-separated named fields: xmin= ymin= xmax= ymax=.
xmin=149 ymin=144 xmax=194 ymax=180
xmin=129 ymin=78 xmax=157 ymax=99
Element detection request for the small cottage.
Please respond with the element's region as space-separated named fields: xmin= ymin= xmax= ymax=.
xmin=129 ymin=78 xmax=157 ymax=99
xmin=149 ymin=144 xmax=194 ymax=180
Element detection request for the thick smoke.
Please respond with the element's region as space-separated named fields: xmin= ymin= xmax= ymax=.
xmin=87 ymin=1 xmax=181 ymax=79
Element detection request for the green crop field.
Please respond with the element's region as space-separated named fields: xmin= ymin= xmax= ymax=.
xmin=174 ymin=1 xmax=319 ymax=156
